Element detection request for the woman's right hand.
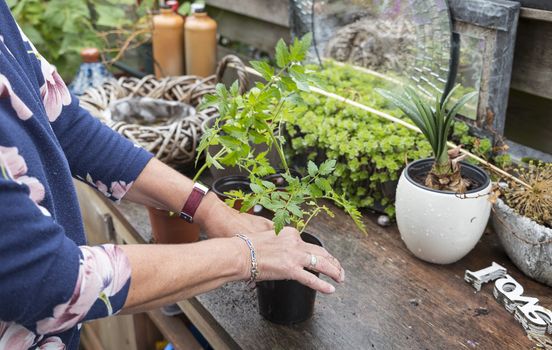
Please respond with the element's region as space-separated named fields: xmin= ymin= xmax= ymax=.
xmin=236 ymin=227 xmax=345 ymax=294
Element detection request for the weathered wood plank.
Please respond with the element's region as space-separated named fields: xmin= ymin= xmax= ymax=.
xmin=207 ymin=6 xmax=290 ymax=55
xmin=147 ymin=309 xmax=204 ymax=350
xmin=520 ymin=7 xmax=552 ymax=21
xmin=191 ymin=204 xmax=552 ymax=350
xmin=85 ymin=315 xmax=141 ymax=350
xmin=177 ymin=299 xmax=240 ymax=350
xmin=206 ymin=0 xmax=289 ymax=27
xmin=81 ymin=324 xmax=106 ymax=350
xmin=510 ymin=17 xmax=552 ymax=99
xmin=515 ymin=0 xmax=552 ymax=11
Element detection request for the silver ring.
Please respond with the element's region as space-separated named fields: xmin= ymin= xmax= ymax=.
xmin=309 ymin=254 xmax=318 ymax=270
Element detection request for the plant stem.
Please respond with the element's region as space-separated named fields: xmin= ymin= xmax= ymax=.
xmin=299 ymin=206 xmax=322 ymax=234
xmin=192 ymin=148 xmax=226 ymax=182
xmin=269 ymin=127 xmax=289 ymax=173
xmin=433 ymin=149 xmax=451 ymax=175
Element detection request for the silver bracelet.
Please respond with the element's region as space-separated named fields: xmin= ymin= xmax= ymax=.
xmin=235 ymin=234 xmax=259 ymax=288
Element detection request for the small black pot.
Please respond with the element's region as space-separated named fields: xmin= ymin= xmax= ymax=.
xmin=212 ymin=176 xmax=252 ymax=212
xmin=256 ymin=232 xmax=321 ymax=325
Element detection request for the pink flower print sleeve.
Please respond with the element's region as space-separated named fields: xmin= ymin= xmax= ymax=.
xmin=0 ymin=74 xmax=32 ymax=120
xmin=38 ymin=60 xmax=71 ymax=122
xmin=36 ymin=245 xmax=131 ymax=335
xmin=0 ymin=1 xmax=150 ymax=348
xmin=0 ymin=146 xmax=49 ymax=216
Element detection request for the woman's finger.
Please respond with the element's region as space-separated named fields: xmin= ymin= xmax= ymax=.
xmin=292 ymin=269 xmax=336 ymax=294
xmin=305 ymin=244 xmax=342 ymax=271
xmin=303 ymin=252 xmax=343 ymax=283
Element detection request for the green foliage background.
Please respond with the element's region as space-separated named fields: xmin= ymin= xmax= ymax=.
xmin=284 ymin=62 xmax=511 ymax=217
xmin=7 ymin=0 xmax=154 ymax=81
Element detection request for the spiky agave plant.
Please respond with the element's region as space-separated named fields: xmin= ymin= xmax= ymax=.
xmin=377 ymin=86 xmax=477 ymax=193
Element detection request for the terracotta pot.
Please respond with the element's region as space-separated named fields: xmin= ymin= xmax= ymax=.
xmin=147 ymin=207 xmax=200 ymax=244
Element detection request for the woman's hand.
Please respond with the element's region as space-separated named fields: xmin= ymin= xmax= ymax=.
xmin=120 ymin=226 xmax=343 ymax=314
xmin=237 ymin=227 xmax=345 ymax=294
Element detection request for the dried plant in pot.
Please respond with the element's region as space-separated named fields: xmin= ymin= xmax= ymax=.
xmin=492 ymin=162 xmax=552 ymax=286
xmin=378 ymin=86 xmax=492 ymax=264
xmin=197 ymin=34 xmax=366 ymax=324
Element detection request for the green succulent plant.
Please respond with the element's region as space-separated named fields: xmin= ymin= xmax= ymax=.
xmin=377 ymin=86 xmax=477 ymax=192
xmin=282 ymin=62 xmax=510 ymax=216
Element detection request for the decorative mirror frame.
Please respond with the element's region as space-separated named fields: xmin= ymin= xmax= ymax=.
xmin=447 ymin=0 xmax=520 ymax=142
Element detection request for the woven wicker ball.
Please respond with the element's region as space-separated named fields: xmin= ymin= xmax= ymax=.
xmin=78 ymin=74 xmax=219 ymax=166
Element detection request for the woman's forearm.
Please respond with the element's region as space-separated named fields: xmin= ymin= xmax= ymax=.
xmin=123 ymin=158 xmax=219 ymax=227
xmin=119 ymin=237 xmax=248 ymax=314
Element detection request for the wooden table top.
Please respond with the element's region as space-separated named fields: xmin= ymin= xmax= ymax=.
xmin=116 ymin=199 xmax=552 ymax=350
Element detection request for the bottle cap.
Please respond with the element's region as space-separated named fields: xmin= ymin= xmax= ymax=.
xmin=165 ymin=0 xmax=178 ymax=12
xmin=191 ymin=2 xmax=205 ymax=13
xmin=80 ymin=47 xmax=100 ymax=63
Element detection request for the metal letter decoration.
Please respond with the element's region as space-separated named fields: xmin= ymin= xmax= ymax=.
xmin=464 ymin=262 xmax=507 ymax=291
xmin=466 ymin=262 xmax=552 ymax=339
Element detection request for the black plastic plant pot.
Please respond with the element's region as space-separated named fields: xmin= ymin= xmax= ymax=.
xmin=256 ymin=232 xmax=321 ymax=325
xmin=212 ymin=175 xmax=252 ymax=212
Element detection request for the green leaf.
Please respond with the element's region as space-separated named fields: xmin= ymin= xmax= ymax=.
xmin=206 ymin=152 xmax=224 ymax=170
xmin=308 ymin=183 xmax=323 ymax=197
xmin=178 ymin=2 xmax=191 ymax=16
xmin=95 ymin=4 xmax=130 ymax=28
xmin=315 ymin=178 xmax=332 ymax=192
xmin=275 ymin=38 xmax=289 ymax=68
xmin=287 ymin=203 xmax=303 ymax=218
xmin=250 ymin=183 xmax=263 ymax=194
xmin=250 ymin=60 xmax=274 ymax=81
xmin=307 ymin=161 xmax=318 ymax=177
xmin=289 ymin=32 xmax=312 ymax=62
xmin=289 ymin=65 xmax=310 ymax=92
xmin=273 ymin=209 xmax=290 ymax=234
xmin=261 ymin=180 xmax=276 ymax=189
xmin=219 ymin=135 xmax=243 ymax=150
xmin=319 ymin=159 xmax=336 ymax=175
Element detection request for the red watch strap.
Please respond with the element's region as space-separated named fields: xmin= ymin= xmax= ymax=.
xmin=180 ymin=183 xmax=209 ymax=223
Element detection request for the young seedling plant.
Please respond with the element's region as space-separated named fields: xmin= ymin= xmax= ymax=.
xmin=377 ymin=86 xmax=477 ymax=192
xmin=195 ymin=33 xmax=366 ymax=235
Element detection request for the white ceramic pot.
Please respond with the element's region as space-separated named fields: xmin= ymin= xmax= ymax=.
xmin=395 ymin=158 xmax=492 ymax=264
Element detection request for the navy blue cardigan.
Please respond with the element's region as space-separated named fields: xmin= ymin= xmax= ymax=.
xmin=0 ymin=1 xmax=153 ymax=348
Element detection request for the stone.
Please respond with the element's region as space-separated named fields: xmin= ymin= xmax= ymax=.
xmin=492 ymin=198 xmax=552 ymax=287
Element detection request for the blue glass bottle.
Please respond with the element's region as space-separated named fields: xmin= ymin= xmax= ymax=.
xmin=69 ymin=47 xmax=114 ymax=96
